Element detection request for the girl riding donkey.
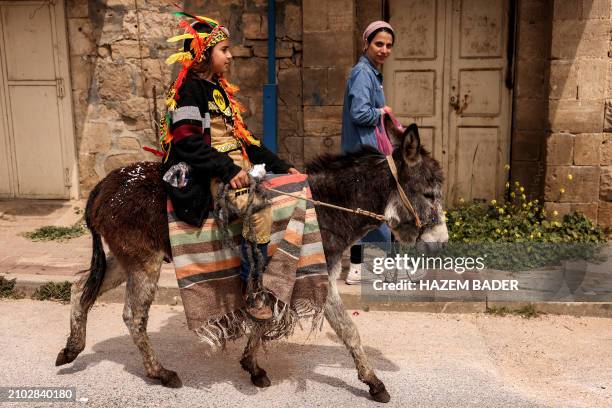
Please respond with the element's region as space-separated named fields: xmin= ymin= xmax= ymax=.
xmin=160 ymin=14 xmax=299 ymax=321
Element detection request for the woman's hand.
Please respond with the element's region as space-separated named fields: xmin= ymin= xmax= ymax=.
xmin=229 ymin=169 xmax=250 ymax=189
xmin=380 ymin=105 xmax=392 ymax=115
xmin=287 ymin=168 xmax=301 ymax=175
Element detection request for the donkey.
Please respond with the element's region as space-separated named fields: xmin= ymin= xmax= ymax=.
xmin=55 ymin=119 xmax=447 ymax=403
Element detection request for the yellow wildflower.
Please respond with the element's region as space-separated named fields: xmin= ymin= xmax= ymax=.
xmin=498 ymin=208 xmax=505 ymax=214
xmin=459 ymin=197 xmax=465 ymax=204
xmin=519 ymin=187 xmax=524 ymax=193
xmin=560 ymin=188 xmax=565 ymax=194
xmin=454 ymin=221 xmax=461 ymax=226
xmin=567 ymin=174 xmax=573 ymax=181
xmin=552 ymin=210 xmax=559 ymax=217
xmin=504 ymin=164 xmax=510 ymax=171
xmin=491 ymin=199 xmax=497 ymax=206
xmin=505 ymin=182 xmax=510 ymax=189
xmin=521 ymin=194 xmax=526 ymax=200
xmin=515 ymin=181 xmax=520 ymax=187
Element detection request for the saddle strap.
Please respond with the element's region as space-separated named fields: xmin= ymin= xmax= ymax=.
xmin=385 ymin=155 xmax=422 ymax=228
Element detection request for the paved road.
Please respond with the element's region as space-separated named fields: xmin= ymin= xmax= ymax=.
xmin=1 ymin=300 xmax=611 ymax=407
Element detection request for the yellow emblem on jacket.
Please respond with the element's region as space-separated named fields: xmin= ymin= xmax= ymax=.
xmin=213 ymin=89 xmax=226 ymax=111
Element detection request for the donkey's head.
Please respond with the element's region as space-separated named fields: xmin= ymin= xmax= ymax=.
xmin=383 ymin=117 xmax=448 ymax=245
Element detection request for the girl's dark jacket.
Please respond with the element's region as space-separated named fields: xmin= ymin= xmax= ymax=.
xmin=163 ymin=75 xmax=291 ymax=227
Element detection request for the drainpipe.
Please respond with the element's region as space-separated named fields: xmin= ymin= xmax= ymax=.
xmin=263 ymin=0 xmax=278 ymax=152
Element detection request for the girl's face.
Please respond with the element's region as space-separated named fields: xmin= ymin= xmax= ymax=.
xmin=365 ymin=31 xmax=393 ymax=67
xmin=210 ymin=40 xmax=232 ymax=75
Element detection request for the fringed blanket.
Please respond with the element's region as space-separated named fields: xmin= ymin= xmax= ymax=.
xmin=167 ymin=174 xmax=328 ymax=347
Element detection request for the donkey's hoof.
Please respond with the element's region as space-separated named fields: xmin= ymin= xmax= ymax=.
xmin=251 ymin=371 xmax=271 ymax=388
xmin=369 ymin=385 xmax=390 ymax=403
xmin=159 ymin=370 xmax=183 ymax=388
xmin=55 ymin=348 xmax=79 ymax=366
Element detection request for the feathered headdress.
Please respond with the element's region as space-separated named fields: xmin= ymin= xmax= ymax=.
xmin=156 ymin=12 xmax=259 ymax=162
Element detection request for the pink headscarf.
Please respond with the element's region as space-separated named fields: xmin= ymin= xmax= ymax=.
xmin=362 ymin=21 xmax=394 ymax=50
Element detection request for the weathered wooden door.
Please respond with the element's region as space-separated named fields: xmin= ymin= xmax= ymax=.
xmin=384 ymin=0 xmax=512 ymax=205
xmin=0 ymin=0 xmax=76 ymax=199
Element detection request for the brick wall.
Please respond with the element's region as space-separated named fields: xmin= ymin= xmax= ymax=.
xmin=543 ymin=0 xmax=612 ymax=227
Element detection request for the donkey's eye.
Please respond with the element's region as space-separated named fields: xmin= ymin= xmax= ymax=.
xmin=424 ymin=193 xmax=435 ymax=201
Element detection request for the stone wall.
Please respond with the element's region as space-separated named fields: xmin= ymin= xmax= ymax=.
xmin=543 ymin=0 xmax=612 ymax=227
xmin=68 ymin=0 xmax=304 ymax=195
xmin=301 ymin=0 xmax=354 ymax=163
xmin=511 ymin=0 xmax=552 ymax=199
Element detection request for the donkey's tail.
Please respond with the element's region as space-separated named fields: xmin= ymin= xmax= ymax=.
xmin=80 ymin=183 xmax=107 ymax=308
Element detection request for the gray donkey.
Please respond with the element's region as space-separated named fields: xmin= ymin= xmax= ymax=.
xmin=55 ymin=118 xmax=447 ymax=403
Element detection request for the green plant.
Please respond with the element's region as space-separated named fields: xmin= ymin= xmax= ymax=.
xmin=0 ymin=276 xmax=24 ymax=299
xmin=446 ymin=181 xmax=606 ymax=244
xmin=22 ymin=223 xmax=86 ymax=242
xmin=32 ymin=281 xmax=72 ymax=302
xmin=486 ymin=304 xmax=542 ymax=318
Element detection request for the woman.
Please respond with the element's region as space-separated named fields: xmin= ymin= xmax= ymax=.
xmin=161 ymin=14 xmax=299 ymax=319
xmin=341 ymin=21 xmax=395 ymax=284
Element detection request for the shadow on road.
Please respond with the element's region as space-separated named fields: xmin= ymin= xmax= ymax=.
xmin=55 ymin=311 xmax=400 ymax=398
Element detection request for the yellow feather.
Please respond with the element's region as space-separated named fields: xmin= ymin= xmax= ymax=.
xmin=167 ymin=33 xmax=195 ymax=43
xmin=165 ymin=52 xmax=192 ymax=65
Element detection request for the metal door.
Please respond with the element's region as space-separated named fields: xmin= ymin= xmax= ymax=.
xmin=0 ymin=0 xmax=77 ymax=198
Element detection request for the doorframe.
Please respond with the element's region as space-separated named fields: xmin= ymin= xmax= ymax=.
xmin=0 ymin=0 xmax=78 ymax=199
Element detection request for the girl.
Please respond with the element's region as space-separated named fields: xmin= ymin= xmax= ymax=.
xmin=161 ymin=15 xmax=299 ymax=320
xmin=340 ymin=21 xmax=395 ymax=284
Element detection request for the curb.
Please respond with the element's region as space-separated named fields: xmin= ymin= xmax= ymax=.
xmin=5 ymin=274 xmax=612 ymax=318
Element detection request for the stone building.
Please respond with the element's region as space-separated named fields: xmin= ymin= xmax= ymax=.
xmin=0 ymin=0 xmax=612 ymax=228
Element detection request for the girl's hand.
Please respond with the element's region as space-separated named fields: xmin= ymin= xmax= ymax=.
xmin=229 ymin=170 xmax=250 ymax=189
xmin=287 ymin=168 xmax=301 ymax=175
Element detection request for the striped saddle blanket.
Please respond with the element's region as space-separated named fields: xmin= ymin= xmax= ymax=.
xmin=167 ymin=174 xmax=328 ymax=345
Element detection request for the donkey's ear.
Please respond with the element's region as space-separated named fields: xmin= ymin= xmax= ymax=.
xmin=402 ymin=123 xmax=421 ymax=164
xmin=384 ymin=114 xmax=404 ymax=146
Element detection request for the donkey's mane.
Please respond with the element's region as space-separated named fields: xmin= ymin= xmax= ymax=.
xmin=305 ymin=146 xmax=385 ymax=174
xmin=305 ymin=145 xmax=433 ymax=175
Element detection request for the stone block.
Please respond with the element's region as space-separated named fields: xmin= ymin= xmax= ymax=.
xmin=514 ymin=98 xmax=547 ymax=131
xmin=582 ymin=0 xmax=611 ymax=19
xmin=551 ymin=20 xmax=609 ymax=59
xmin=278 ymin=135 xmax=304 ymax=165
xmin=96 ymin=62 xmax=138 ymax=101
xmin=278 ymin=67 xmax=302 ymax=107
xmin=303 ymin=68 xmax=328 ymax=105
xmin=303 ymin=0 xmax=328 ymax=31
xmin=81 ymin=122 xmax=111 ymax=153
xmin=70 ymin=56 xmax=93 ymax=92
xmin=544 ymin=165 xmax=600 ymax=202
xmin=516 ymin=21 xmax=550 ymax=60
xmin=549 ymin=61 xmax=577 ymax=100
xmin=303 ymin=136 xmax=341 ymax=162
xmin=78 ymin=153 xmax=98 ymax=194
xmin=548 ymin=100 xmax=604 ymax=133
xmin=601 ymin=134 xmax=612 ymax=164
xmin=553 ymin=0 xmax=582 ymax=20
xmin=112 ymin=40 xmax=146 ymax=59
xmin=544 ymin=201 xmax=572 ymax=220
xmin=546 ymin=133 xmax=574 ymax=165
xmin=598 ymin=201 xmax=612 ymax=228
xmin=510 ymin=160 xmax=545 ymax=199
xmin=303 ymin=31 xmax=353 ymax=68
xmin=242 ymin=13 xmax=268 ymax=40
xmin=117 ymin=137 xmax=141 ymax=150
xmin=304 ymin=106 xmax=343 ymax=137
xmin=250 ymin=40 xmax=294 ymax=58
xmin=578 ymin=59 xmax=607 ymax=100
xmin=68 ymin=18 xmax=95 ymax=56
xmin=230 ymin=45 xmax=253 ymax=58
xmin=604 ymin=99 xmax=612 ymax=132
xmin=67 ymin=0 xmax=89 ymax=18
xmin=104 ymin=153 xmax=144 ymax=173
xmin=515 ymin=59 xmax=547 ymax=99
xmin=600 ymin=166 xmax=612 ymax=201
xmin=231 ymin=58 xmax=267 ymax=94
xmin=574 ymin=133 xmax=602 ymax=165
xmin=607 ymin=62 xmax=612 ymax=98
xmin=519 ymin=0 xmax=550 ymax=23
xmin=572 ymin=203 xmax=599 ymax=222
xmin=283 ymin=4 xmax=302 ymax=41
xmin=512 ymin=131 xmax=544 ymax=161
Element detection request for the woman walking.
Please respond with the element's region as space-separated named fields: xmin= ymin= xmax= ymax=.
xmin=341 ymin=21 xmax=395 ymax=284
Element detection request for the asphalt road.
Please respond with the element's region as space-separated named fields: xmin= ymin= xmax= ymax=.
xmin=0 ymin=299 xmax=611 ymax=408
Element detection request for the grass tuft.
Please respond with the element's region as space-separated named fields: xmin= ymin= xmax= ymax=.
xmin=32 ymin=281 xmax=72 ymax=302
xmin=22 ymin=224 xmax=86 ymax=242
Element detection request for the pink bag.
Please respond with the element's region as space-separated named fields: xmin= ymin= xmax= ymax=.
xmin=374 ymin=108 xmax=404 ymax=156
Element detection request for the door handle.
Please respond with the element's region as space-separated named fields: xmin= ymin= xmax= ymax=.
xmin=450 ymin=94 xmax=468 ymax=114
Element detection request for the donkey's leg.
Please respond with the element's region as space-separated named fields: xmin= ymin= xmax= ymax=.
xmin=122 ymin=253 xmax=181 ymax=388
xmin=56 ymin=256 xmax=127 ymax=366
xmin=324 ymin=260 xmax=390 ymax=403
xmin=240 ymin=332 xmax=271 ymax=388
